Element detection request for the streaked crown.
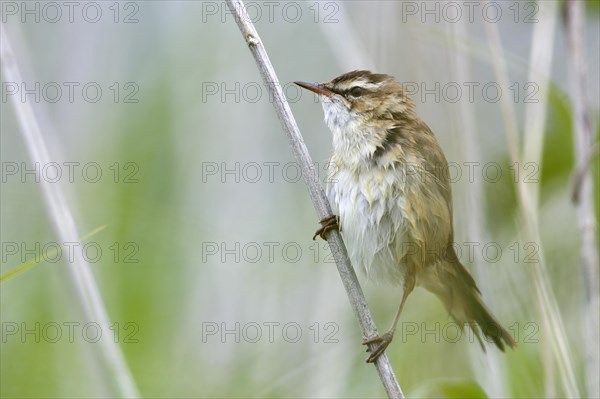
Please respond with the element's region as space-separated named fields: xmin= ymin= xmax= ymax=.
xmin=321 ymin=70 xmax=415 ymax=116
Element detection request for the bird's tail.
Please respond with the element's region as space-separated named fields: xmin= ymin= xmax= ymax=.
xmin=434 ymin=261 xmax=516 ymax=351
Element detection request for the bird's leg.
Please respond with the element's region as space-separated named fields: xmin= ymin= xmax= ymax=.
xmin=312 ymin=215 xmax=340 ymax=240
xmin=363 ymin=279 xmax=415 ymax=363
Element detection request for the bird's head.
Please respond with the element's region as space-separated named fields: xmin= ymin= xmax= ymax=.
xmin=295 ymin=70 xmax=417 ymax=164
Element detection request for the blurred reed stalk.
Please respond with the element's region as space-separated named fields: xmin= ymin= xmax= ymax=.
xmin=522 ymin=2 xmax=559 ymax=394
xmin=446 ymin=21 xmax=507 ymax=398
xmin=565 ymin=1 xmax=600 ymax=397
xmin=483 ymin=1 xmax=580 ymax=397
xmin=0 ymin=25 xmax=139 ymax=399
xmin=223 ymin=0 xmax=403 ymax=397
xmin=315 ymin=2 xmax=376 ymax=71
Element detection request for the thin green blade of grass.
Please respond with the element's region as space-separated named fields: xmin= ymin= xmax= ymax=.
xmin=0 ymin=225 xmax=107 ymax=283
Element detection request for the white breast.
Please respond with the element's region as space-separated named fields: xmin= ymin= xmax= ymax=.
xmin=326 ymin=165 xmax=411 ymax=285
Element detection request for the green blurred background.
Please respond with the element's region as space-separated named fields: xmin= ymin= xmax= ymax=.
xmin=1 ymin=1 xmax=598 ymax=398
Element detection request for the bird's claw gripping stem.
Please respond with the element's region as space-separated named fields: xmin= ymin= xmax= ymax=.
xmin=362 ymin=331 xmax=394 ymax=363
xmin=313 ymin=215 xmax=340 ymax=240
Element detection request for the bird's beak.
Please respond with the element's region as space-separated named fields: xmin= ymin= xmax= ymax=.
xmin=294 ymin=81 xmax=336 ymax=98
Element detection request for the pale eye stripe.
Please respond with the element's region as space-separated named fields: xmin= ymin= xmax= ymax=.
xmin=340 ymin=80 xmax=384 ymax=91
xmin=361 ymin=82 xmax=384 ymax=90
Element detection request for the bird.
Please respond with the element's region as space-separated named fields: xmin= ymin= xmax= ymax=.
xmin=295 ymin=70 xmax=516 ymax=363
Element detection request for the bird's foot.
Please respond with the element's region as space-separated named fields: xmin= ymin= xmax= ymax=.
xmin=312 ymin=215 xmax=339 ymax=240
xmin=362 ymin=331 xmax=394 ymax=363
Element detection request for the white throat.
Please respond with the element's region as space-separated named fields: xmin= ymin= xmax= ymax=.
xmin=321 ymin=99 xmax=378 ymax=165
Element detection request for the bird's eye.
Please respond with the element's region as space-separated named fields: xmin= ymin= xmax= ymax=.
xmin=349 ymin=86 xmax=364 ymax=97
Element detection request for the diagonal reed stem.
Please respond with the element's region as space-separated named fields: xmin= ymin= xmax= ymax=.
xmin=223 ymin=1 xmax=403 ymax=397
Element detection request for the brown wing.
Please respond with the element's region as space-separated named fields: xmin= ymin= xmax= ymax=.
xmin=373 ymin=113 xmax=453 ymax=220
